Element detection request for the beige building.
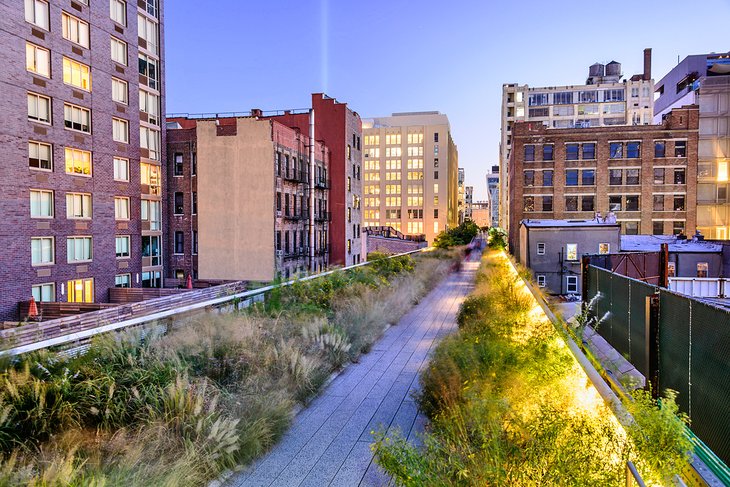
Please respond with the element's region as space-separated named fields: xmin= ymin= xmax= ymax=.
xmin=500 ymin=49 xmax=655 ymax=232
xmin=362 ymin=112 xmax=458 ymax=244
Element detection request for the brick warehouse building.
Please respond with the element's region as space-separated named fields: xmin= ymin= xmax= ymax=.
xmin=266 ymin=93 xmax=363 ymax=266
xmin=165 ymin=114 xmax=330 ymax=281
xmin=508 ymin=106 xmax=699 ymax=258
xmin=0 ymin=0 xmax=165 ymax=320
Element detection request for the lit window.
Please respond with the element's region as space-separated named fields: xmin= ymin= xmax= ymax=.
xmin=31 ymin=237 xmax=54 ymax=266
xmin=25 ymin=43 xmax=50 ymax=78
xmin=63 ymin=103 xmax=91 ymax=133
xmin=27 ymin=92 xmax=51 ymax=124
xmin=29 ymin=141 xmax=52 ymax=170
xmin=112 ymin=77 xmax=128 ymax=104
xmin=115 ymin=235 xmax=130 ymax=258
xmin=114 ymin=157 xmax=129 ymax=181
xmin=30 ymin=189 xmax=54 ymax=218
xmin=599 ymin=243 xmax=610 ymax=254
xmin=62 ymin=57 xmax=92 ymax=91
xmin=114 ymin=197 xmax=130 ymax=220
xmin=32 ymin=283 xmax=55 ymax=302
xmin=64 ymin=147 xmax=92 ymax=175
xmin=111 ymin=36 xmax=128 ymax=65
xmin=67 ymin=278 xmax=93 ymax=303
xmin=718 ymin=161 xmax=729 ymax=182
xmin=61 ymin=12 xmax=90 ymax=48
xmin=110 ymin=0 xmax=126 ymax=25
xmin=66 ymin=192 xmax=92 ymax=219
xmin=566 ymin=243 xmax=578 ymax=261
xmin=25 ymin=0 xmax=49 ymax=29
xmin=112 ymin=118 xmax=129 ymax=143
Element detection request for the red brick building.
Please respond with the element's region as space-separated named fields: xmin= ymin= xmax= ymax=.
xmin=0 ymin=0 xmax=165 ymax=320
xmin=508 ymin=106 xmax=699 ymax=254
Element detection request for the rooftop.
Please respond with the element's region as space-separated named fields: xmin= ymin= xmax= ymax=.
xmin=521 ymin=218 xmax=620 ymax=228
xmin=620 ymin=235 xmax=723 ymax=253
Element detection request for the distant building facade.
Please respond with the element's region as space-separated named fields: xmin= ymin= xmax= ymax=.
xmin=487 ymin=165 xmax=500 ymax=227
xmin=470 ymin=201 xmax=490 ymax=227
xmin=362 ymin=112 xmax=459 ymax=244
xmin=458 ymin=168 xmax=465 ymax=223
xmin=465 ymin=185 xmax=474 ymax=220
xmin=0 ymin=0 xmax=166 ymax=319
xmin=654 ymin=52 xmax=730 ymax=240
xmin=508 ymin=106 xmax=700 ymax=254
xmin=166 ymin=115 xmax=329 ymax=281
xmin=500 ymin=49 xmax=655 ymax=232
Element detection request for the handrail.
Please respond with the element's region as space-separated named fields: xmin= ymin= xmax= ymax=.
xmin=0 ymin=249 xmax=429 ymax=358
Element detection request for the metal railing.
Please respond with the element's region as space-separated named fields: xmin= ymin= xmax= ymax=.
xmin=167 ymin=108 xmax=311 ymax=119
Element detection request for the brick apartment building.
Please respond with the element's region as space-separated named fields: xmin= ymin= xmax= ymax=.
xmin=266 ymin=94 xmax=363 ymax=266
xmin=165 ymin=114 xmax=330 ymax=281
xmin=0 ymin=0 xmax=165 ymax=320
xmin=508 ymin=106 xmax=699 ymax=255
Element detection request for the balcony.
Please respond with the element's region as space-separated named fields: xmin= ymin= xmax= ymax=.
xmin=314 ymin=178 xmax=330 ymax=189
xmin=283 ymin=211 xmax=306 ymax=221
xmin=281 ymin=170 xmax=307 ymax=183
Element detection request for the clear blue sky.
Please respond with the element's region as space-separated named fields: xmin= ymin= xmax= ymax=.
xmin=165 ymin=0 xmax=730 ymax=200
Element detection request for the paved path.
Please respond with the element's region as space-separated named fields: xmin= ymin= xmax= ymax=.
xmin=228 ymin=256 xmax=480 ymax=487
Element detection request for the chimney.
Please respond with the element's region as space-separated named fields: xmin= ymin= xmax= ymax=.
xmin=643 ymin=48 xmax=652 ymax=81
xmin=251 ymin=108 xmax=263 ymax=118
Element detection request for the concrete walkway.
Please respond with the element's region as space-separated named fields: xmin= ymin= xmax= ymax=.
xmin=228 ymin=256 xmax=480 ymax=487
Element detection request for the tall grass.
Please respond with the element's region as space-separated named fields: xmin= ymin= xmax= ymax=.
xmin=373 ymin=250 xmax=692 ymax=486
xmin=0 ymin=249 xmax=460 ymax=486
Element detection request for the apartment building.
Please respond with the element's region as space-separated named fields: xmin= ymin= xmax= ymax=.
xmin=465 ymin=185 xmax=473 ymax=221
xmin=486 ymin=165 xmax=499 ymax=227
xmin=458 ymin=167 xmax=465 ymax=223
xmin=266 ymin=94 xmax=363 ymax=266
xmin=508 ymin=106 xmax=699 ymax=255
xmin=362 ymin=112 xmax=459 ymax=244
xmin=0 ymin=0 xmax=165 ymax=320
xmin=165 ymin=115 xmax=329 ymax=282
xmin=654 ymin=52 xmax=730 ymax=240
xmin=500 ymin=49 xmax=655 ymax=232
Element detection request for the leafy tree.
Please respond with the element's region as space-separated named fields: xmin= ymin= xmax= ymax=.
xmin=433 ymin=220 xmax=480 ymax=249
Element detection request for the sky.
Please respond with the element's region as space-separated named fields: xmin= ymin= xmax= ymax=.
xmin=165 ymin=0 xmax=730 ymax=200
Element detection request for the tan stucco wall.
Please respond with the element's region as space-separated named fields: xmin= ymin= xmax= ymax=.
xmin=197 ymin=118 xmax=275 ymax=281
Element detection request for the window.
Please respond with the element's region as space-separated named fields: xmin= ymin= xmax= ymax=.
xmin=27 ymin=92 xmax=51 ymax=124
xmin=537 ymin=242 xmax=545 ymax=255
xmin=65 ymin=147 xmax=91 ymax=175
xmin=566 ymin=276 xmax=579 ymax=294
xmin=114 ymin=197 xmax=130 ymax=220
xmin=674 ymin=141 xmax=687 ymax=157
xmin=140 ymin=163 xmax=161 ymax=194
xmin=112 ymin=118 xmax=129 ymax=143
xmin=65 ymin=192 xmax=91 ymax=219
xmin=523 ymin=196 xmax=534 ymax=212
xmin=673 ymin=221 xmax=685 ymax=235
xmin=528 ymin=107 xmax=549 ymax=117
xmin=537 ymin=275 xmax=546 ymax=288
xmin=28 ymin=141 xmax=52 ymax=171
xmin=174 ymin=231 xmax=184 ymax=254
xmin=193 ymin=231 xmax=198 ymax=254
xmin=673 ymin=195 xmax=686 ymax=211
xmin=67 ymin=278 xmax=94 ymax=302
xmin=609 ymin=196 xmax=622 ymax=212
xmin=25 ymin=0 xmax=49 ymax=30
xmin=581 ymin=195 xmax=595 ymax=212
xmin=524 ymin=170 xmax=534 ymax=187
xmin=138 ymin=54 xmax=159 ymax=90
xmin=142 ymin=235 xmax=161 ymax=266
xmin=674 ymin=169 xmax=686 ymax=185
xmin=112 ymin=78 xmax=128 ymax=104
xmin=609 ymin=169 xmax=622 ymax=186
xmin=192 ymin=153 xmax=197 ymax=175
xmin=599 ymin=243 xmax=610 ymax=254
xmin=566 ymin=144 xmax=579 ymax=161
xmin=434 ymin=132 xmax=439 ymax=143
xmin=141 ymin=200 xmax=161 ymax=230
xmin=140 ymin=127 xmax=161 ymax=160
xmin=30 ymin=190 xmax=53 ymax=218
xmin=626 ymin=169 xmax=640 ymax=185
xmin=524 ymin=145 xmax=535 ymax=162
xmin=26 ymin=43 xmax=50 ymax=78
xmin=565 ymin=196 xmax=578 ymax=211
xmin=542 ymin=170 xmax=553 ymax=187
xmin=543 ymin=144 xmax=553 ymax=161
xmin=115 ymin=235 xmax=130 ymax=258
xmin=111 ymin=37 xmax=128 ymax=65
xmin=63 ymin=57 xmax=92 ymax=91
xmin=582 ymin=169 xmax=595 ymax=186
xmin=192 ymin=192 xmax=197 ymax=214
xmin=603 ymin=89 xmax=624 ymax=102
xmin=138 ymin=14 xmax=159 ymax=54
xmin=174 ymin=153 xmax=183 ymax=175
xmin=141 ymin=271 xmax=161 ymax=289
xmin=624 ymin=222 xmax=639 ymax=235
xmin=141 ymin=0 xmax=159 ymax=18
xmin=174 ymin=192 xmax=183 ymax=214
xmin=609 ymin=142 xmax=623 ymax=159
xmin=653 ymin=168 xmax=664 ymax=185
xmin=110 ymin=0 xmax=126 ymax=25
xmin=31 ymin=237 xmax=54 ymax=266
xmin=32 ymin=283 xmax=55 ymax=302
xmin=553 ymin=92 xmax=573 ymax=105
xmin=528 ymin=93 xmax=548 ymax=106
xmin=667 ymin=262 xmax=676 ymax=277
xmin=566 ymin=244 xmax=578 ymax=261
xmin=67 ymin=236 xmax=92 ymax=262
xmin=115 ymin=274 xmax=131 ymax=288
xmin=626 ymin=195 xmax=640 ymax=211
xmin=697 ymin=262 xmax=708 ymax=278
xmin=653 ymin=195 xmax=664 ymax=211
xmin=542 ymin=195 xmax=553 ymax=212
xmin=63 ymin=103 xmax=91 ymax=133
xmin=653 ymin=221 xmax=664 ymax=235
xmin=139 ymin=90 xmax=160 ymax=125
xmin=654 ymin=141 xmax=665 ymax=158
xmin=61 ymin=12 xmax=90 ymax=48
xmin=114 ymin=157 xmax=129 ymax=181
xmin=627 ymin=142 xmax=640 ymax=159
xmin=582 ymin=143 xmax=596 ymax=160
xmin=565 ymin=169 xmax=578 ymax=186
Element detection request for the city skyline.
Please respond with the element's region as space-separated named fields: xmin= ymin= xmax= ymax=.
xmin=164 ymin=0 xmax=730 ymax=200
